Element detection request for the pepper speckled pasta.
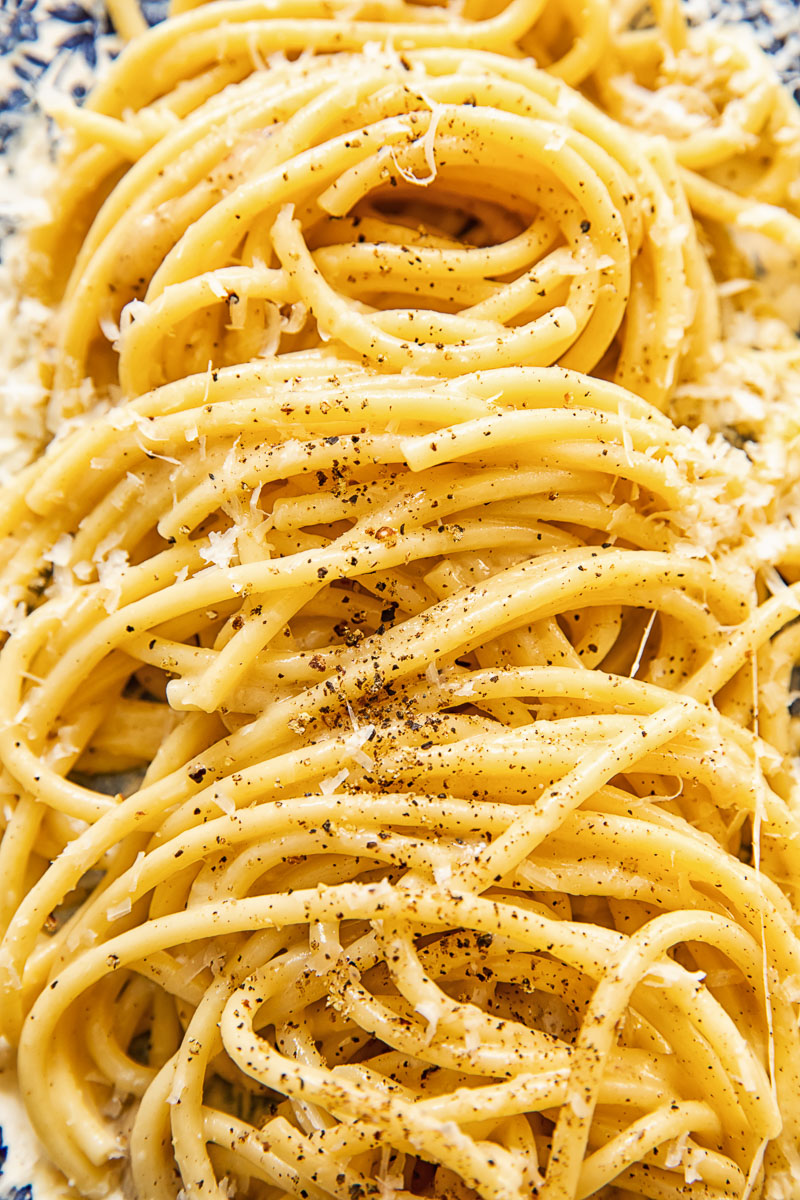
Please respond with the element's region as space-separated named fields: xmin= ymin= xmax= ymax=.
xmin=3 ymin=1 xmax=800 ymax=1198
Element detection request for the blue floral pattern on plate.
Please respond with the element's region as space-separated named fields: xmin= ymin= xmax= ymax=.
xmin=0 ymin=1123 xmax=30 ymax=1200
xmin=0 ymin=0 xmax=168 ymax=149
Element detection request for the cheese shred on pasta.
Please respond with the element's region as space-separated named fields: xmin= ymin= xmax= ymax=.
xmin=3 ymin=1 xmax=800 ymax=1197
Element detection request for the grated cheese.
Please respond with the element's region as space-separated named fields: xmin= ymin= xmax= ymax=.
xmin=199 ymin=527 xmax=240 ymax=570
xmin=96 ymin=548 xmax=129 ymax=613
xmin=320 ymin=768 xmax=350 ymax=795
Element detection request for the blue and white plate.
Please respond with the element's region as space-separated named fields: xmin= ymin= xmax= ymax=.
xmin=0 ymin=0 xmax=171 ymax=150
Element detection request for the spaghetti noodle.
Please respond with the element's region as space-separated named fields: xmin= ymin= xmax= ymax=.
xmin=3 ymin=1 xmax=800 ymax=1197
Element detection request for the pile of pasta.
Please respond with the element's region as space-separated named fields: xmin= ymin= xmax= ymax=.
xmin=4 ymin=1 xmax=800 ymax=1197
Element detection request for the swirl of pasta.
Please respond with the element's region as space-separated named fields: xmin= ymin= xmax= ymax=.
xmin=596 ymin=1 xmax=800 ymax=256
xmin=34 ymin=45 xmax=719 ymax=420
xmin=3 ymin=361 xmax=800 ymax=1196
xmin=4 ymin=2 xmax=800 ymax=1199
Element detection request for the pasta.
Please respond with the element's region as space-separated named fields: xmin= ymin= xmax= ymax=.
xmin=3 ymin=0 xmax=800 ymax=1196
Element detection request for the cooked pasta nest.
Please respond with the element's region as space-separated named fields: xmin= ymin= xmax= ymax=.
xmin=3 ymin=1 xmax=800 ymax=1199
